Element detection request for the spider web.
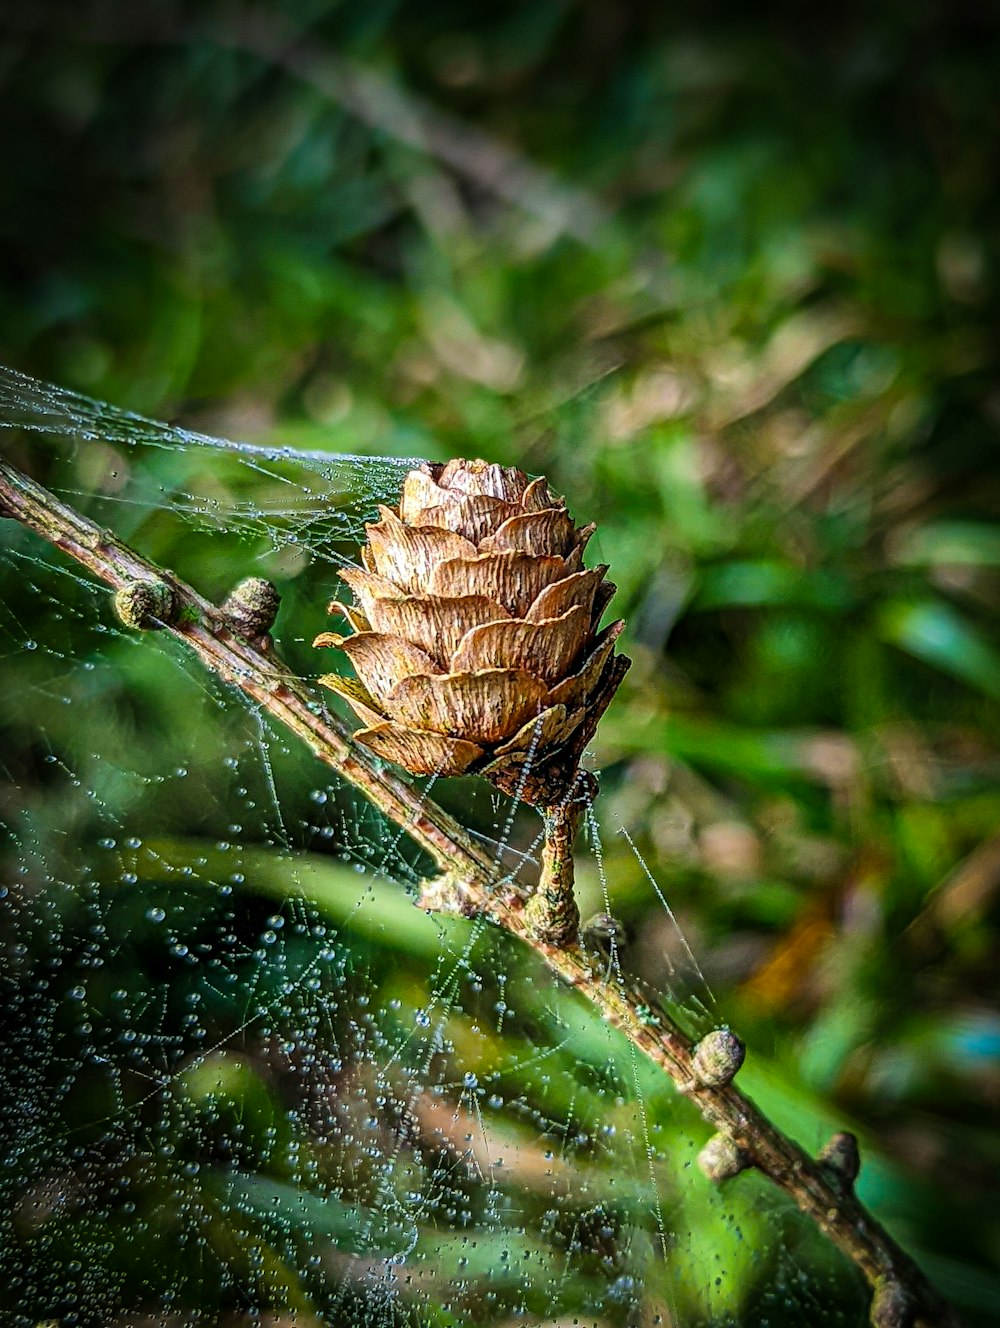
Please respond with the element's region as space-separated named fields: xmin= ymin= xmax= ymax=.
xmin=0 ymin=369 xmax=864 ymax=1327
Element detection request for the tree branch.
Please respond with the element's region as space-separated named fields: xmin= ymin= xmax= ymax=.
xmin=0 ymin=453 xmax=961 ymax=1328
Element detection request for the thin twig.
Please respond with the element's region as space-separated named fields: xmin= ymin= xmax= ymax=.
xmin=524 ymin=771 xmax=596 ymax=948
xmin=0 ymin=453 xmax=962 ymax=1328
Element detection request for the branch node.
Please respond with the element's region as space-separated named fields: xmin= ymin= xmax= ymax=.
xmin=417 ymin=871 xmax=480 ymax=919
xmin=113 ymin=579 xmax=178 ymax=631
xmin=524 ymin=885 xmax=579 ymax=948
xmin=698 ymin=1132 xmax=752 ymax=1182
xmin=221 ymin=576 xmax=281 ymax=641
xmin=691 ymin=1027 xmax=746 ymax=1089
xmin=869 ymin=1277 xmax=918 ymax=1328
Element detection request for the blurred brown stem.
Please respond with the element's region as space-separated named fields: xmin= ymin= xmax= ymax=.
xmin=0 ymin=453 xmax=962 ymax=1328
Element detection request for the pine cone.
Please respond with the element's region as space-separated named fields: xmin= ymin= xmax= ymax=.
xmin=315 ymin=459 xmax=630 ymax=808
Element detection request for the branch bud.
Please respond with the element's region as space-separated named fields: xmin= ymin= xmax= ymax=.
xmin=691 ymin=1028 xmax=746 ymax=1088
xmin=113 ymin=579 xmax=177 ymax=631
xmin=582 ymin=912 xmax=629 ymax=954
xmin=698 ymin=1132 xmax=751 ymax=1182
xmin=222 ymin=577 xmax=280 ymax=640
xmin=818 ymin=1131 xmax=861 ymax=1187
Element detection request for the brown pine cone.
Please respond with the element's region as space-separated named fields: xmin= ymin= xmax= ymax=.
xmin=315 ymin=459 xmax=629 ymax=807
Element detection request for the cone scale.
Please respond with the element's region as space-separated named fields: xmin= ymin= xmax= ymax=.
xmin=315 ymin=459 xmax=631 ymax=945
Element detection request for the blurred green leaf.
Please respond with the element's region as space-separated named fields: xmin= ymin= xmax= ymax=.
xmin=878 ymin=600 xmax=1000 ymax=700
